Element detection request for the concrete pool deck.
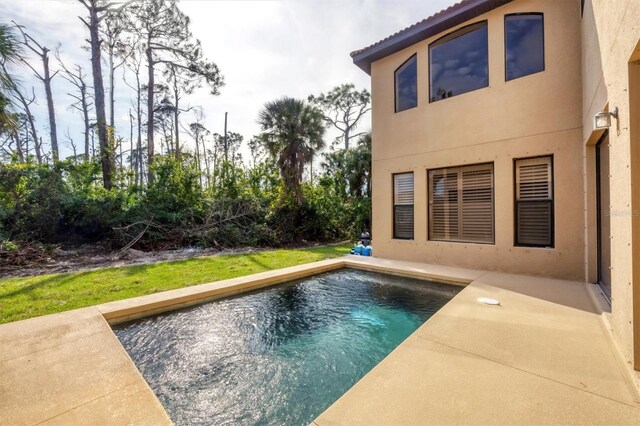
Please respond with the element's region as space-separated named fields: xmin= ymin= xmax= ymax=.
xmin=1 ymin=255 xmax=639 ymax=424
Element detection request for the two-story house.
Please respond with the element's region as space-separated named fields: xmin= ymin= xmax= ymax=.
xmin=352 ymin=0 xmax=640 ymax=379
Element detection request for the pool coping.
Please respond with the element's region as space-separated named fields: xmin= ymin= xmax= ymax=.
xmin=97 ymin=256 xmax=480 ymax=325
xmin=2 ymin=255 xmax=640 ymax=425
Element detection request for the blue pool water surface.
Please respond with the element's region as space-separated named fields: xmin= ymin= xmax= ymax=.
xmin=113 ymin=269 xmax=460 ymax=425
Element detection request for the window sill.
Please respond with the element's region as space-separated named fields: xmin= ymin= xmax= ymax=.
xmin=428 ymin=239 xmax=495 ymax=246
xmin=393 ymin=105 xmax=418 ymax=114
xmin=513 ymin=245 xmax=555 ymax=250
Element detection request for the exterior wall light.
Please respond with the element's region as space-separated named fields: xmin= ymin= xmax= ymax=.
xmin=594 ymin=107 xmax=618 ymax=130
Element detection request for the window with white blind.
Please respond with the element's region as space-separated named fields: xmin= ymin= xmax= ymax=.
xmin=428 ymin=163 xmax=494 ymax=244
xmin=393 ymin=172 xmax=414 ymax=239
xmin=515 ymin=156 xmax=553 ymax=247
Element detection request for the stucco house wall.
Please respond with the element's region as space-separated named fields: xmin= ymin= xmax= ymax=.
xmin=369 ymin=0 xmax=584 ymax=280
xmin=581 ymin=0 xmax=640 ymax=372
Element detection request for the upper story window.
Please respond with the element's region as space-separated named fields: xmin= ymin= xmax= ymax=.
xmin=395 ymin=54 xmax=417 ymax=112
xmin=505 ymin=14 xmax=544 ymax=81
xmin=429 ymin=21 xmax=488 ymax=102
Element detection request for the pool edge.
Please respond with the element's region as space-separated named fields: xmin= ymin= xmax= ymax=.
xmin=0 ymin=255 xmax=482 ymax=425
xmin=6 ymin=256 xmax=635 ymax=425
xmin=98 ymin=255 xmax=478 ymax=325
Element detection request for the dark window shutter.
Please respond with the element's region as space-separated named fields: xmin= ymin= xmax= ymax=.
xmin=515 ymin=157 xmax=553 ymax=246
xmin=394 ymin=173 xmax=414 ymax=239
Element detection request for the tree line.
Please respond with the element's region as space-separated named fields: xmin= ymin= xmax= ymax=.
xmin=0 ymin=0 xmax=371 ymax=255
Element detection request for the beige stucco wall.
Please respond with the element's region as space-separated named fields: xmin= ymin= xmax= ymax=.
xmin=581 ymin=0 xmax=640 ymax=372
xmin=369 ymin=0 xmax=584 ymax=280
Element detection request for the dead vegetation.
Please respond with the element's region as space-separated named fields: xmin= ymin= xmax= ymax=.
xmin=0 ymin=241 xmax=55 ymax=274
xmin=0 ymin=239 xmax=350 ymax=279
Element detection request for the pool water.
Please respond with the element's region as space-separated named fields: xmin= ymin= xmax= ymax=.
xmin=113 ymin=269 xmax=460 ymax=425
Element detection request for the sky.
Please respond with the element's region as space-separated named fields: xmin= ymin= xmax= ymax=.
xmin=1 ymin=0 xmax=453 ymax=161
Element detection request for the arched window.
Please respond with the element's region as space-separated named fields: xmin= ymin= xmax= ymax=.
xmin=394 ymin=54 xmax=417 ymax=112
xmin=429 ymin=21 xmax=489 ymax=102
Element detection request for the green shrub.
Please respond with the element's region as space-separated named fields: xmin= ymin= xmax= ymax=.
xmin=0 ymin=152 xmax=371 ymax=250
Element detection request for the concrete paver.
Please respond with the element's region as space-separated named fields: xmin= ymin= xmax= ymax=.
xmin=314 ymin=335 xmax=640 ymax=425
xmin=40 ymin=381 xmax=170 ymax=426
xmin=416 ymin=277 xmax=637 ymax=404
xmin=0 ymin=307 xmax=107 ymax=362
xmin=314 ymin=259 xmax=640 ymax=425
xmin=1 ymin=256 xmax=639 ymax=425
xmin=0 ymin=307 xmax=170 ymax=425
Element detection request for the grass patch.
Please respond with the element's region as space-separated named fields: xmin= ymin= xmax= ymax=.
xmin=0 ymin=244 xmax=351 ymax=324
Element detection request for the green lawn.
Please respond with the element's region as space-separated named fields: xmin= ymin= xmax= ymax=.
xmin=0 ymin=244 xmax=351 ymax=324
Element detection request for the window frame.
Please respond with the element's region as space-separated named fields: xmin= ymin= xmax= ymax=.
xmin=427 ymin=162 xmax=495 ymax=245
xmin=428 ymin=20 xmax=489 ymax=103
xmin=394 ymin=54 xmax=418 ymax=113
xmin=392 ymin=171 xmax=415 ymax=240
xmin=504 ymin=13 xmax=545 ymax=82
xmin=513 ymin=155 xmax=555 ymax=248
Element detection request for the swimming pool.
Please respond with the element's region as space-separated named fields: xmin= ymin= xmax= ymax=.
xmin=114 ymin=269 xmax=460 ymax=425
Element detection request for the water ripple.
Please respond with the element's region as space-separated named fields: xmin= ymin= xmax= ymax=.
xmin=114 ymin=269 xmax=459 ymax=426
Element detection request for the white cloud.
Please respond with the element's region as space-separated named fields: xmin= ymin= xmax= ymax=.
xmin=2 ymin=0 xmax=453 ymax=160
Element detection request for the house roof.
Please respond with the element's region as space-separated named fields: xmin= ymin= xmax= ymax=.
xmin=351 ymin=0 xmax=513 ymax=74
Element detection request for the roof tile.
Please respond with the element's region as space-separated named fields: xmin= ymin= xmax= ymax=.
xmin=350 ymin=0 xmax=473 ymax=58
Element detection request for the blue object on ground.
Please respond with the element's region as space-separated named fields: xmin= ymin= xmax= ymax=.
xmin=350 ymin=243 xmax=372 ymax=256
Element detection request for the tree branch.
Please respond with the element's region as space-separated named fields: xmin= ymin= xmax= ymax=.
xmin=148 ymin=42 xmax=191 ymax=57
xmin=78 ymin=16 xmax=91 ymax=29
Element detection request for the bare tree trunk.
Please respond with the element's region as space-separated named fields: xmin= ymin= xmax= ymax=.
xmin=132 ymin=69 xmax=143 ymax=187
xmin=5 ymin=78 xmax=41 ymax=163
xmin=85 ymin=0 xmax=113 ymax=189
xmin=56 ymin=52 xmax=92 ymax=162
xmin=41 ymin=52 xmax=59 ymax=161
xmin=203 ymin=137 xmax=211 ymax=188
xmin=108 ymin=43 xmax=115 ymax=133
xmin=167 ymin=119 xmax=173 ymax=154
xmin=310 ymin=152 xmax=314 ymax=185
xmin=81 ymin=81 xmax=90 ymax=161
xmin=13 ymin=24 xmax=58 ymax=163
xmin=90 ymin=128 xmax=95 ymax=158
xmin=344 ymin=128 xmax=349 ymax=150
xmin=194 ymin=130 xmax=202 ymax=188
xmin=11 ymin=130 xmax=24 ymax=162
xmin=64 ymin=128 xmax=78 ymax=161
xmin=146 ymin=40 xmax=155 ymax=184
xmin=173 ymin=79 xmax=180 ymax=159
xmin=22 ymin=121 xmax=30 ymax=159
xmin=159 ymin=118 xmax=171 ymax=155
xmin=173 ymin=96 xmax=180 ymax=159
xmin=129 ymin=109 xmax=134 ymax=185
xmin=24 ymin=106 xmax=41 ymax=163
xmin=137 ymin=96 xmax=143 ymax=186
xmin=223 ymin=111 xmax=228 ymax=163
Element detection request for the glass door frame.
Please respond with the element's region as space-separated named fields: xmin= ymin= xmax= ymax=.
xmin=596 ymin=130 xmax=612 ymax=303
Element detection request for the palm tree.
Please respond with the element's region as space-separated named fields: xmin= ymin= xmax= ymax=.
xmin=351 ymin=132 xmax=372 ymax=198
xmin=257 ymin=97 xmax=326 ymax=205
xmin=0 ymin=24 xmax=22 ymax=134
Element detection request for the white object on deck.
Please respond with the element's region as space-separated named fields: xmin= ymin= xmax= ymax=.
xmin=477 ymin=297 xmax=501 ymax=306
